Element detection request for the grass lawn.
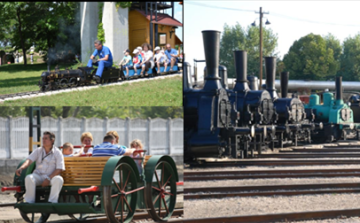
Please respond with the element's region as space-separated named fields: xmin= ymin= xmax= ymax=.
xmin=0 ymin=62 xmax=78 ymax=95
xmin=3 ymin=76 xmax=182 ymax=106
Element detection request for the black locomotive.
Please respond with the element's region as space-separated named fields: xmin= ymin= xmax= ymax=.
xmin=38 ymin=61 xmax=180 ymax=91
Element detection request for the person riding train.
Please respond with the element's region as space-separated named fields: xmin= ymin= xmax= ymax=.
xmin=132 ymin=49 xmax=143 ymax=75
xmin=87 ymin=39 xmax=113 ymax=83
xmin=119 ymin=49 xmax=133 ymax=77
xmin=154 ymin=46 xmax=168 ymax=74
xmin=165 ymin=43 xmax=178 ymax=72
xmin=139 ymin=43 xmax=154 ymax=77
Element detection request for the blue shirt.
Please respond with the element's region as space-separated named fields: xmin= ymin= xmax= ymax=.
xmin=92 ymin=46 xmax=113 ymax=64
xmin=92 ymin=142 xmax=127 ymax=157
xmin=165 ymin=48 xmax=178 ymax=60
xmin=122 ymin=55 xmax=133 ymax=66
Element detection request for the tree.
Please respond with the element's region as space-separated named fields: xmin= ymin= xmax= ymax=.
xmin=338 ymin=34 xmax=360 ymax=81
xmin=219 ymin=22 xmax=278 ymax=78
xmin=283 ymin=33 xmax=338 ymax=80
xmin=323 ymin=33 xmax=342 ymax=75
xmin=0 ymin=2 xmax=80 ymax=65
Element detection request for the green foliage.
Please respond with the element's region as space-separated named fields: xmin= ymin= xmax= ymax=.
xmin=219 ymin=22 xmax=278 ymax=78
xmin=0 ymin=2 xmax=80 ymax=66
xmin=283 ymin=33 xmax=338 ymax=80
xmin=97 ymin=3 xmax=105 ymax=44
xmin=338 ymin=34 xmax=360 ymax=81
xmin=115 ymin=2 xmax=132 ymax=10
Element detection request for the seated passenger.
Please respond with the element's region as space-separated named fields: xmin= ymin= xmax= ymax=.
xmin=139 ymin=43 xmax=154 ymax=76
xmin=15 ymin=131 xmax=64 ymax=223
xmin=165 ymin=43 xmax=179 ymax=71
xmin=92 ymin=135 xmax=136 ymax=157
xmin=155 ymin=48 xmax=168 ymax=74
xmin=106 ymin=130 xmax=120 ymax=144
xmin=62 ymin=142 xmax=84 ymax=157
xmin=119 ymin=49 xmax=133 ymax=77
xmin=130 ymin=139 xmax=144 ymax=174
xmin=132 ymin=49 xmax=142 ymax=74
xmin=80 ymin=132 xmax=93 ymax=155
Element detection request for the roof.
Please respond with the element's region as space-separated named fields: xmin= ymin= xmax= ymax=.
xmin=135 ymin=9 xmax=183 ymax=27
xmin=175 ymin=35 xmax=182 ymax=45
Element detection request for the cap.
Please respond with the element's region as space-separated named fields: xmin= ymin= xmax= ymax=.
xmin=154 ymin=46 xmax=161 ymax=51
xmin=123 ymin=49 xmax=130 ymax=54
xmin=137 ymin=46 xmax=142 ymax=51
xmin=133 ymin=49 xmax=139 ymax=54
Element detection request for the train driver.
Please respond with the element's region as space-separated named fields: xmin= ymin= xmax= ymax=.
xmin=92 ymin=134 xmax=136 ymax=157
xmin=87 ymin=39 xmax=114 ymax=83
xmin=15 ymin=131 xmax=65 ymax=223
xmin=165 ymin=43 xmax=179 ymax=72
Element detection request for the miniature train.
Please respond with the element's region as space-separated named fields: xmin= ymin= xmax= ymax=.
xmin=38 ymin=62 xmax=180 ymax=92
xmin=183 ymin=30 xmax=360 ymax=162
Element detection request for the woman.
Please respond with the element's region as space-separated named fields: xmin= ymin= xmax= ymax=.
xmin=139 ymin=43 xmax=154 ymax=77
xmin=105 ymin=131 xmax=120 ymax=144
xmin=80 ymin=132 xmax=93 ymax=155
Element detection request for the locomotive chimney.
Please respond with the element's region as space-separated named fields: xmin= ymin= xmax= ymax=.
xmin=202 ymin=30 xmax=222 ymax=90
xmin=247 ymin=76 xmax=258 ymax=90
xmin=280 ymin=71 xmax=289 ymax=98
xmin=233 ymin=50 xmax=250 ymax=92
xmin=183 ymin=62 xmax=193 ymax=90
xmin=264 ymin=56 xmax=278 ymax=99
xmin=336 ymin=76 xmax=343 ymax=101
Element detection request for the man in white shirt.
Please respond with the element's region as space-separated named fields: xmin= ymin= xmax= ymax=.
xmin=16 ymin=131 xmax=65 ymax=223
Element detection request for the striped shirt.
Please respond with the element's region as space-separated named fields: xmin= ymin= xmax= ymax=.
xmin=92 ymin=142 xmax=127 ymax=157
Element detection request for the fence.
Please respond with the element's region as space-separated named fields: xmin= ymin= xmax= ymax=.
xmin=0 ymin=117 xmax=183 ymax=159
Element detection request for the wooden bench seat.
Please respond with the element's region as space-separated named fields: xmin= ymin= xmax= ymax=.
xmin=61 ymin=157 xmax=110 ymax=186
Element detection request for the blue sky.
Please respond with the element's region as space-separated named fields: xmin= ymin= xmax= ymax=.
xmin=185 ymin=1 xmax=360 ymax=72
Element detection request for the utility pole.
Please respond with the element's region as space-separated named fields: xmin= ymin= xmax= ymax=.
xmin=255 ymin=7 xmax=269 ymax=89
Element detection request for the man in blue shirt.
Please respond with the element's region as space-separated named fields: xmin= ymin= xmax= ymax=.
xmin=164 ymin=43 xmax=178 ymax=72
xmin=87 ymin=39 xmax=113 ymax=83
xmin=92 ymin=135 xmax=135 ymax=157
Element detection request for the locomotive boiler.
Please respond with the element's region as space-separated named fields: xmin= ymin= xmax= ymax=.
xmin=184 ymin=30 xmax=257 ymax=162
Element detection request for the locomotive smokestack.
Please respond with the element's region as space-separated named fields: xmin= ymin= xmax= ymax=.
xmin=202 ymin=30 xmax=222 ymax=90
xmin=336 ymin=76 xmax=343 ymax=101
xmin=280 ymin=71 xmax=289 ymax=98
xmin=233 ymin=50 xmax=250 ymax=92
xmin=247 ymin=76 xmax=258 ymax=90
xmin=265 ymin=56 xmax=278 ymax=99
xmin=47 ymin=65 xmax=50 ymax=72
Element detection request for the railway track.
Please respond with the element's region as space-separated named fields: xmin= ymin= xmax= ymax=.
xmin=184 ymin=168 xmax=360 ymax=181
xmin=168 ymin=208 xmax=360 ymax=223
xmin=0 ymin=73 xmax=181 ymax=103
xmin=184 ymin=142 xmax=360 ymax=222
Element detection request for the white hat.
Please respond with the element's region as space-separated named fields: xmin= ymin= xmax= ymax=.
xmin=137 ymin=46 xmax=142 ymax=51
xmin=133 ymin=49 xmax=139 ymax=54
xmin=154 ymin=46 xmax=161 ymax=51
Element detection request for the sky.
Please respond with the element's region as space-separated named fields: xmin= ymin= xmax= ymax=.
xmin=184 ymin=1 xmax=360 ymax=76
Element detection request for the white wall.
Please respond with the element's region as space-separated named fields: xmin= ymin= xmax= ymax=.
xmin=0 ymin=117 xmax=183 ymax=159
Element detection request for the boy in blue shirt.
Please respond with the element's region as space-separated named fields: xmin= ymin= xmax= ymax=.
xmin=87 ymin=39 xmax=113 ymax=83
xmin=164 ymin=43 xmax=178 ymax=72
xmin=119 ymin=49 xmax=133 ymax=77
xmin=92 ymin=135 xmax=135 ymax=157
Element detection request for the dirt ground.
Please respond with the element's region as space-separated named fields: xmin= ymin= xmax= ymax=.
xmin=0 ymin=175 xmax=13 ymax=187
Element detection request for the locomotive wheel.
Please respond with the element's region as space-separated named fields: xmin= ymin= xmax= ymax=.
xmin=103 ymin=162 xmax=138 ymax=223
xmin=16 ymin=196 xmax=35 ymax=222
xmin=145 ymin=160 xmax=177 ymax=222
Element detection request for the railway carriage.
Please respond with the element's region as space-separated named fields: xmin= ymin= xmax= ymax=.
xmin=2 ymin=151 xmax=179 ymax=223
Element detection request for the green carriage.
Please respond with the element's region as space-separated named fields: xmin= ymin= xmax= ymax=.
xmin=5 ymin=154 xmax=179 ymax=223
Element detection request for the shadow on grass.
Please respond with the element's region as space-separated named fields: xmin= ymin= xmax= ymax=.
xmin=0 ymin=62 xmax=79 ymax=73
xmin=0 ymin=76 xmax=41 ymax=88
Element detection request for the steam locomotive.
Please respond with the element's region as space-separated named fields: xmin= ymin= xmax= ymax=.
xmin=184 ymin=29 xmax=360 ymax=162
xmin=38 ymin=62 xmax=179 ymax=92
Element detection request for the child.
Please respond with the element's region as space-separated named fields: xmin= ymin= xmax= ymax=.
xmin=132 ymin=49 xmax=142 ymax=74
xmin=62 ymin=142 xmax=84 ymax=157
xmin=155 ymin=49 xmax=168 ymax=74
xmin=137 ymin=46 xmax=145 ymax=60
xmin=130 ymin=139 xmax=144 ymax=174
xmin=119 ymin=49 xmax=133 ymax=77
